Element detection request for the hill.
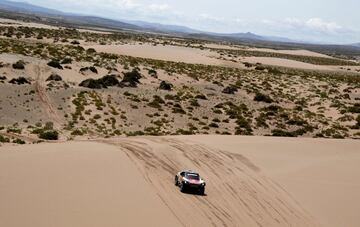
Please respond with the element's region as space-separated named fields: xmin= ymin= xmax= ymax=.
xmin=1 ymin=136 xmax=359 ymax=226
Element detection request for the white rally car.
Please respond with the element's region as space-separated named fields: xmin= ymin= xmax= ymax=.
xmin=174 ymin=170 xmax=206 ymax=195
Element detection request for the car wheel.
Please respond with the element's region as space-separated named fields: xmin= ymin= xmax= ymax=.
xmin=180 ymin=182 xmax=186 ymax=192
xmin=199 ymin=187 xmax=205 ymax=195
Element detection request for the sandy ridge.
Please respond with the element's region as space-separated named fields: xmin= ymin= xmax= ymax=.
xmin=102 ymin=137 xmax=316 ymax=226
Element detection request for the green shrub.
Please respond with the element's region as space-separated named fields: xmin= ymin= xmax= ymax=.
xmin=7 ymin=128 xmax=21 ymax=134
xmin=172 ymin=104 xmax=186 ymax=114
xmin=209 ymin=123 xmax=219 ymax=128
xmin=44 ymin=122 xmax=54 ymax=130
xmin=189 ymin=99 xmax=200 ymax=107
xmin=148 ymin=95 xmax=165 ymax=109
xmin=47 ymin=60 xmax=63 ymax=69
xmin=71 ymin=129 xmax=85 ymax=136
xmin=148 ymin=69 xmax=157 ymax=77
xmin=255 ymin=65 xmax=266 ymax=71
xmin=195 ymin=94 xmax=207 ymax=100
xmin=176 ymin=129 xmax=194 ymax=135
xmin=86 ymin=48 xmax=96 ymax=54
xmin=235 ymin=116 xmax=253 ymax=135
xmin=12 ymin=60 xmax=25 ymax=70
xmin=13 ymin=138 xmax=26 ymax=144
xmin=39 ymin=130 xmax=59 ymax=140
xmin=349 ymin=103 xmax=360 ymax=113
xmin=254 ymin=92 xmax=273 ymax=103
xmin=61 ymin=58 xmax=72 ymax=64
xmin=0 ymin=135 xmax=10 ymax=143
xmin=271 ymin=129 xmax=296 ymax=137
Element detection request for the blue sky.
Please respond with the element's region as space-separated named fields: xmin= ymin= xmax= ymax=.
xmin=22 ymin=0 xmax=360 ymax=44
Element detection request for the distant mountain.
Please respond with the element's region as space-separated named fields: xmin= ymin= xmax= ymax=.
xmin=351 ymin=43 xmax=360 ymax=47
xmin=0 ymin=0 xmax=62 ymax=15
xmin=0 ymin=0 xmax=143 ymax=31
xmin=0 ymin=0 xmax=294 ymax=42
xmin=219 ymin=32 xmax=264 ymax=40
xmin=61 ymin=16 xmax=143 ymax=31
xmin=210 ymin=32 xmax=294 ymax=43
xmin=126 ymin=20 xmax=201 ymax=34
xmin=0 ymin=0 xmax=347 ymax=47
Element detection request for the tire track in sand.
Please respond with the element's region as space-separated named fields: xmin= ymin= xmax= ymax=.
xmin=33 ymin=64 xmax=62 ymax=129
xmin=103 ymin=137 xmax=317 ymax=227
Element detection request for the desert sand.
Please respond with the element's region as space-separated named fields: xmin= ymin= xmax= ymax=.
xmin=247 ymin=48 xmax=333 ymax=58
xmin=242 ymin=57 xmax=360 ymax=72
xmin=242 ymin=57 xmax=333 ymax=70
xmin=87 ymin=43 xmax=358 ymax=72
xmin=88 ymin=43 xmax=235 ymax=66
xmin=1 ymin=136 xmax=359 ymax=227
xmin=205 ymin=43 xmax=333 ymax=58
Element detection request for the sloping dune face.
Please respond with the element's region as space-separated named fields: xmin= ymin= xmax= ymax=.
xmin=105 ymin=137 xmax=315 ymax=226
xmin=0 ymin=138 xmax=316 ymax=227
xmin=0 ymin=142 xmax=183 ymax=227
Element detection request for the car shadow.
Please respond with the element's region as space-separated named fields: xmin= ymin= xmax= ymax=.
xmin=181 ymin=190 xmax=207 ymax=197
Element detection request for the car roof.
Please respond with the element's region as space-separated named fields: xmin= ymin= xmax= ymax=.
xmin=181 ymin=170 xmax=199 ymax=174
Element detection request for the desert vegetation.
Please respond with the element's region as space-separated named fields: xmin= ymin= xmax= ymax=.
xmin=0 ymin=24 xmax=359 ymax=144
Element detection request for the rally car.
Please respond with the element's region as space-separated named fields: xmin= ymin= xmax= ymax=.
xmin=174 ymin=170 xmax=206 ymax=195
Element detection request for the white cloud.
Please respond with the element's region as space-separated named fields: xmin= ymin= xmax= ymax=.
xmin=273 ymin=17 xmax=344 ymax=34
xmin=114 ymin=0 xmax=140 ymax=9
xmin=257 ymin=17 xmax=360 ymax=43
xmin=148 ymin=3 xmax=170 ymax=11
xmin=305 ymin=18 xmax=342 ymax=33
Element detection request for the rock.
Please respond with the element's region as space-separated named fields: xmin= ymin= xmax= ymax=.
xmin=86 ymin=48 xmax=96 ymax=54
xmin=159 ymin=81 xmax=173 ymax=91
xmin=71 ymin=40 xmax=80 ymax=45
xmin=61 ymin=58 xmax=72 ymax=64
xmin=79 ymin=75 xmax=120 ymax=89
xmin=89 ymin=66 xmax=98 ymax=74
xmin=254 ymin=92 xmax=273 ymax=103
xmin=12 ymin=60 xmax=25 ymax=70
xmin=46 ymin=73 xmax=62 ymax=82
xmin=244 ymin=62 xmax=253 ymax=68
xmin=9 ymin=77 xmax=30 ymax=85
xmin=80 ymin=66 xmax=98 ymax=74
xmin=148 ymin=69 xmax=158 ymax=78
xmin=79 ymin=79 xmax=103 ymax=89
xmin=222 ymin=86 xmax=238 ymax=94
xmin=0 ymin=76 xmax=6 ymax=80
xmin=47 ymin=60 xmax=63 ymax=70
xmin=120 ymin=70 xmax=141 ymax=88
xmin=255 ymin=65 xmax=266 ymax=71
xmin=99 ymin=75 xmax=120 ymax=87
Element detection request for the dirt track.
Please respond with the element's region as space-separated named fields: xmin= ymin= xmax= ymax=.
xmin=33 ymin=63 xmax=62 ymax=129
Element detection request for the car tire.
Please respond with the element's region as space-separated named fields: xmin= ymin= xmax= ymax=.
xmin=174 ymin=176 xmax=178 ymax=186
xmin=199 ymin=187 xmax=205 ymax=195
xmin=180 ymin=182 xmax=186 ymax=192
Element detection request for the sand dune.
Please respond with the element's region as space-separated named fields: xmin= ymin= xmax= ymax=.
xmin=88 ymin=43 xmax=355 ymax=72
xmin=103 ymin=137 xmax=315 ymax=226
xmin=242 ymin=57 xmax=333 ymax=70
xmin=88 ymin=43 xmax=238 ymax=67
xmin=186 ymin=135 xmax=360 ymax=227
xmin=0 ymin=141 xmax=182 ymax=227
xmin=2 ymin=136 xmax=359 ymax=226
xmin=205 ymin=43 xmax=332 ymax=58
xmin=247 ymin=48 xmax=332 ymax=58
